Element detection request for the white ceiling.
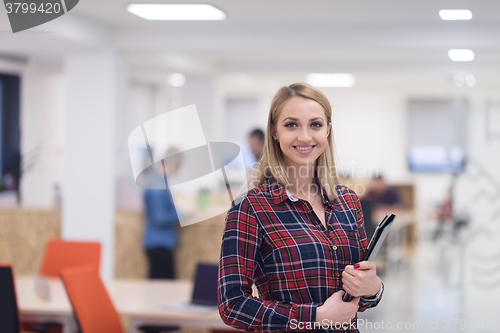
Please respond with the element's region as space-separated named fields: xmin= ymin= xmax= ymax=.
xmin=74 ymin=0 xmax=500 ymax=25
xmin=1 ymin=0 xmax=500 ymax=75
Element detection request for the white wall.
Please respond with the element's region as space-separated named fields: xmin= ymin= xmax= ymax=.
xmin=116 ymin=82 xmax=157 ymax=211
xmin=20 ymin=59 xmax=65 ymax=208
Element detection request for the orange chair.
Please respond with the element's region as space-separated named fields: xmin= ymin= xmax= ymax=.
xmin=60 ymin=265 xmax=123 ymax=333
xmin=26 ymin=238 xmax=101 ymax=333
xmin=40 ymin=238 xmax=101 ymax=277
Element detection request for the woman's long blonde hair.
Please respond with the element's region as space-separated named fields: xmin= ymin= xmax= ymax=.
xmin=249 ymin=83 xmax=340 ymax=201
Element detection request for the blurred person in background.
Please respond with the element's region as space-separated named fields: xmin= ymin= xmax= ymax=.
xmin=430 ymin=182 xmax=465 ymax=241
xmin=218 ymin=83 xmax=383 ymax=332
xmin=361 ymin=174 xmax=403 ymax=243
xmin=143 ymin=147 xmax=183 ymax=279
xmin=363 ymin=175 xmax=402 ymax=209
xmin=243 ymin=128 xmax=266 ymax=174
xmin=248 ymin=128 xmax=265 ymax=162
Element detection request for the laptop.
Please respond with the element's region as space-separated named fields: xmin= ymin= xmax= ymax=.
xmin=163 ymin=263 xmax=219 ymax=312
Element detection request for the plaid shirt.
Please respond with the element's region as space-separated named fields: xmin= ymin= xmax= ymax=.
xmin=218 ymin=175 xmax=383 ymax=333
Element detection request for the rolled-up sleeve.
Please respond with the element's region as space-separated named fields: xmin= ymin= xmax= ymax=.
xmin=359 ymin=282 xmax=384 ymax=311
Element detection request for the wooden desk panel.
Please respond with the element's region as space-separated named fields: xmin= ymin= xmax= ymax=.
xmin=0 ymin=209 xmax=60 ymax=276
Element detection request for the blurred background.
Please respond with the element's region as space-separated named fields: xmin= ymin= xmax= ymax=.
xmin=1 ymin=0 xmax=499 ymax=332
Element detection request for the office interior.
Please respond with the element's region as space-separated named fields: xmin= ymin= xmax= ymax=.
xmin=1 ymin=1 xmax=499 ymax=332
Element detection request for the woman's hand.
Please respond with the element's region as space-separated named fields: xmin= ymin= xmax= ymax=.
xmin=315 ymin=290 xmax=359 ymax=326
xmin=342 ymin=261 xmax=381 ymax=298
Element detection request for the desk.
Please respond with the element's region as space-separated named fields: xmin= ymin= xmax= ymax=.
xmin=17 ymin=276 xmax=76 ymax=333
xmin=109 ymin=279 xmax=230 ymax=333
xmin=16 ymin=277 xmax=231 ymax=333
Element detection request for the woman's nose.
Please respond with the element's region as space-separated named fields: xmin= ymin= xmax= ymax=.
xmin=298 ymin=128 xmax=312 ymax=142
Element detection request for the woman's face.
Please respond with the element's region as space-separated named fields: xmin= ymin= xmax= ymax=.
xmin=272 ymin=96 xmax=331 ymax=171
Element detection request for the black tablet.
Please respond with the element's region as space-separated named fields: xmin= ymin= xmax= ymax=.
xmin=342 ymin=214 xmax=395 ymax=302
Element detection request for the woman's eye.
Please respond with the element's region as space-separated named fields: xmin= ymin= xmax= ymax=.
xmin=311 ymin=122 xmax=323 ymax=128
xmin=284 ymin=123 xmax=297 ymax=128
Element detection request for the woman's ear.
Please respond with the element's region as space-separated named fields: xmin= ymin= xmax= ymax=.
xmin=271 ymin=124 xmax=278 ymax=141
xmin=327 ymin=122 xmax=332 ymax=137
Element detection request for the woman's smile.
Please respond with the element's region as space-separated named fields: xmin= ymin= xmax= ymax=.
xmin=293 ymin=144 xmax=317 ymax=154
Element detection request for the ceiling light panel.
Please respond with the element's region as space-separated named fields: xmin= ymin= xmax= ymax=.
xmin=306 ymin=73 xmax=356 ymax=88
xmin=127 ymin=4 xmax=226 ymax=21
xmin=439 ymin=10 xmax=472 ymax=20
xmin=448 ymin=49 xmax=475 ymax=61
xmin=167 ymin=73 xmax=186 ymax=87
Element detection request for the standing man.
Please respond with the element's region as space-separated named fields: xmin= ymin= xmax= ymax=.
xmin=248 ymin=128 xmax=265 ymax=165
xmin=143 ymin=148 xmax=183 ymax=279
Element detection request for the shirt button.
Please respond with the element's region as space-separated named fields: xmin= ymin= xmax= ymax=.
xmin=333 ymin=245 xmax=337 ymax=250
xmin=336 ymin=272 xmax=340 ymax=277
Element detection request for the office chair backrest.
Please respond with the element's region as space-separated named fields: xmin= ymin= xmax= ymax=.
xmin=0 ymin=263 xmax=20 ymax=333
xmin=40 ymin=238 xmax=101 ymax=277
xmin=60 ymin=265 xmax=123 ymax=333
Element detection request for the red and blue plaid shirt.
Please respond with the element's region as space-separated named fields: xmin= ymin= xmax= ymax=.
xmin=218 ymin=175 xmax=383 ymax=332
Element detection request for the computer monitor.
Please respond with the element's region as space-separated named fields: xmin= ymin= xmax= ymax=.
xmin=408 ymin=146 xmax=465 ymax=173
xmin=191 ymin=263 xmax=219 ymax=306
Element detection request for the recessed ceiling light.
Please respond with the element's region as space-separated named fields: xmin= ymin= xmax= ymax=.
xmin=453 ymin=74 xmax=465 ymax=87
xmin=306 ymin=73 xmax=356 ymax=88
xmin=167 ymin=73 xmax=186 ymax=87
xmin=465 ymin=74 xmax=476 ymax=87
xmin=448 ymin=49 xmax=474 ymax=62
xmin=439 ymin=10 xmax=472 ymax=20
xmin=126 ymin=4 xmax=226 ymax=20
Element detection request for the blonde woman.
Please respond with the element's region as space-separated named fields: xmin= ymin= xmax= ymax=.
xmin=218 ymin=83 xmax=383 ymax=332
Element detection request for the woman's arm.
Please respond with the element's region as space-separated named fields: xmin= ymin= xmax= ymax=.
xmin=218 ymin=196 xmax=316 ymax=332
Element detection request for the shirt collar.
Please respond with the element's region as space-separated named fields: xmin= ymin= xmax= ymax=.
xmin=285 ymin=189 xmax=299 ymax=202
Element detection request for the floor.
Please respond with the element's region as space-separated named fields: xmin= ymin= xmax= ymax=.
xmin=358 ymin=222 xmax=499 ymax=333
